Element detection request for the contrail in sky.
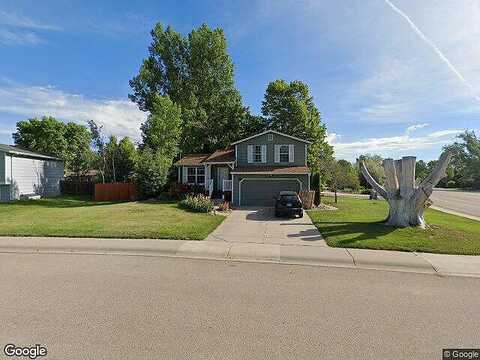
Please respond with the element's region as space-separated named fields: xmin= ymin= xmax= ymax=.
xmin=384 ymin=0 xmax=480 ymax=102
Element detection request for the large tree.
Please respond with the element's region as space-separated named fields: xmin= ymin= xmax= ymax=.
xmin=130 ymin=23 xmax=251 ymax=153
xmin=329 ymin=160 xmax=360 ymax=191
xmin=13 ymin=116 xmax=92 ymax=176
xmin=261 ymin=79 xmax=333 ymax=172
xmin=140 ymin=95 xmax=182 ymax=159
xmin=445 ymin=130 xmax=480 ymax=188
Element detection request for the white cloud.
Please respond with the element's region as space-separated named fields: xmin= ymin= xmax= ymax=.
xmin=0 ymin=10 xmax=59 ymax=46
xmin=0 ymin=10 xmax=60 ymax=31
xmin=330 ymin=126 xmax=463 ymax=160
xmin=406 ymin=123 xmax=429 ymax=134
xmin=0 ymin=82 xmax=147 ymax=140
xmin=384 ymin=0 xmax=480 ymax=102
xmin=0 ymin=28 xmax=42 ymax=45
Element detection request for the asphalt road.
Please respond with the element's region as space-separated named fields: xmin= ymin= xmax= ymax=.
xmin=1 ymin=254 xmax=479 ymax=359
xmin=431 ymin=189 xmax=480 ymax=219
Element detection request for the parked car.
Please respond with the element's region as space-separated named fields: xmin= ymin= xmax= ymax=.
xmin=274 ymin=191 xmax=303 ymax=218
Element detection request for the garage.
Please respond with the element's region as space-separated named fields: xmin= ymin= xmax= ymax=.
xmin=239 ymin=178 xmax=302 ymax=207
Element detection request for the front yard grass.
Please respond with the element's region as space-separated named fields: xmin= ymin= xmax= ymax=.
xmin=308 ymin=196 xmax=480 ymax=255
xmin=0 ymin=196 xmax=225 ymax=240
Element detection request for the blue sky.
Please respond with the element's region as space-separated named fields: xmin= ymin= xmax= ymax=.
xmin=0 ymin=0 xmax=478 ymax=161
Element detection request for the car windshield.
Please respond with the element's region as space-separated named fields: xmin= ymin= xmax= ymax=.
xmin=280 ymin=195 xmax=299 ymax=202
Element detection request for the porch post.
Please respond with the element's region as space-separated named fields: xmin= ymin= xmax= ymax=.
xmin=205 ymin=164 xmax=210 ymax=191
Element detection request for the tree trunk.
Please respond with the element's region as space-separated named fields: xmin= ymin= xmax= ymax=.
xmin=361 ymin=151 xmax=452 ymax=229
xmin=385 ymin=197 xmax=426 ymax=228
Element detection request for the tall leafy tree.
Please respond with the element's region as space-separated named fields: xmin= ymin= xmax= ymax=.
xmin=13 ymin=116 xmax=92 ymax=176
xmin=140 ymin=95 xmax=182 ymax=159
xmin=115 ymin=137 xmax=138 ymax=182
xmin=329 ymin=160 xmax=360 ymax=191
xmin=130 ymin=23 xmax=251 ymax=153
xmin=13 ymin=116 xmax=68 ymax=159
xmin=64 ymin=122 xmax=93 ymax=177
xmin=445 ymin=130 xmax=480 ymax=188
xmin=261 ymin=79 xmax=333 ymax=183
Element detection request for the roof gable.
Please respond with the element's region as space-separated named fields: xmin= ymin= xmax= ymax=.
xmin=0 ymin=144 xmax=62 ymax=161
xmin=231 ymin=130 xmax=312 ymax=145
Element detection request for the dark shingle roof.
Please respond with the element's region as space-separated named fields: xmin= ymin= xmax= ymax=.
xmin=203 ymin=149 xmax=235 ymax=163
xmin=173 ymin=153 xmax=210 ymax=166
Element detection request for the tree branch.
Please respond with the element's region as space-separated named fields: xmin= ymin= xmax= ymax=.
xmin=418 ymin=150 xmax=453 ymax=196
xmin=360 ymin=162 xmax=388 ymax=199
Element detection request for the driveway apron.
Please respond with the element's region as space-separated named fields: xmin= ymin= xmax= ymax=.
xmin=207 ymin=208 xmax=326 ymax=246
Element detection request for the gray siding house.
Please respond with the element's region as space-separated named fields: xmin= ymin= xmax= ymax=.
xmin=0 ymin=144 xmax=64 ymax=202
xmin=174 ymin=130 xmax=311 ymax=206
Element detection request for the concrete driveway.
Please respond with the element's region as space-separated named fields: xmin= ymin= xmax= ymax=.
xmin=207 ymin=208 xmax=326 ymax=246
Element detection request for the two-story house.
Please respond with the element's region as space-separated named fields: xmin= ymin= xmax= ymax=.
xmin=174 ymin=130 xmax=311 ymax=207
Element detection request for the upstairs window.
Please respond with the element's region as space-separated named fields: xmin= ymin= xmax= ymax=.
xmin=279 ymin=145 xmax=289 ymax=162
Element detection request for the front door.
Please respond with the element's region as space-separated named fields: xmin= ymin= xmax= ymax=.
xmin=217 ymin=167 xmax=229 ymax=191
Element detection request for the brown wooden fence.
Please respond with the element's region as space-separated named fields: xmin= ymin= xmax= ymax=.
xmin=299 ymin=190 xmax=315 ymax=209
xmin=60 ymin=180 xmax=95 ymax=196
xmin=95 ymin=183 xmax=137 ymax=202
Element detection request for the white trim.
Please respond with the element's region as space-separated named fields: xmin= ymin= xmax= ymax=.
xmin=288 ymin=144 xmax=294 ymax=163
xmin=231 ymin=130 xmax=312 ymax=145
xmin=274 ymin=145 xmax=280 ymax=163
xmin=261 ymin=145 xmax=266 ymax=163
xmin=231 ymin=171 xmax=310 ymax=175
xmin=247 ymin=145 xmax=253 ymax=163
xmin=182 ymin=166 xmax=188 ymax=184
xmin=202 ymin=161 xmax=235 ymax=165
xmin=238 ymin=177 xmax=303 ymax=207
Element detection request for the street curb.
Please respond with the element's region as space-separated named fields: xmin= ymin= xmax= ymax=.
xmin=0 ymin=237 xmax=479 ymax=278
xmin=430 ymin=206 xmax=480 ymax=222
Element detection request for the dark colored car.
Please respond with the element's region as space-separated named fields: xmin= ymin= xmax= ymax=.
xmin=274 ymin=191 xmax=303 ymax=218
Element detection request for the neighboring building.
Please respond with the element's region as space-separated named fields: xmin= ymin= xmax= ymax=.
xmin=174 ymin=130 xmax=311 ymax=206
xmin=0 ymin=144 xmax=64 ymax=202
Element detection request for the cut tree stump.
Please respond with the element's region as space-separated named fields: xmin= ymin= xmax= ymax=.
xmin=361 ymin=151 xmax=452 ymax=229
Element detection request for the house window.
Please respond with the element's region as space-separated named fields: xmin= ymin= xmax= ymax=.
xmin=279 ymin=145 xmax=289 ymax=162
xmin=267 ymin=133 xmax=273 ymax=141
xmin=187 ymin=167 xmax=205 ymax=185
xmin=253 ymin=145 xmax=262 ymax=163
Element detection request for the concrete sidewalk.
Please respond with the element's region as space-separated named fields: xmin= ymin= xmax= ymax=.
xmin=1 ymin=236 xmax=479 ymax=278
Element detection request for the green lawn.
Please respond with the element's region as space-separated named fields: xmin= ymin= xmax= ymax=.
xmin=0 ymin=196 xmax=225 ymax=240
xmin=308 ymin=196 xmax=480 ymax=255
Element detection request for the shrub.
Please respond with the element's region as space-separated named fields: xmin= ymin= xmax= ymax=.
xmin=135 ymin=149 xmax=171 ymax=199
xmin=180 ymin=194 xmax=214 ymax=213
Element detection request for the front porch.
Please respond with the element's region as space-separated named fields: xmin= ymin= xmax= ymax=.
xmin=205 ymin=163 xmax=233 ymax=200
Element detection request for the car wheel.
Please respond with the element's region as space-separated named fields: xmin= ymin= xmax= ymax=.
xmin=299 ymin=211 xmax=304 ymax=218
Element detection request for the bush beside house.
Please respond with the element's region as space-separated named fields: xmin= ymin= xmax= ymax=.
xmin=180 ymin=194 xmax=214 ymax=213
